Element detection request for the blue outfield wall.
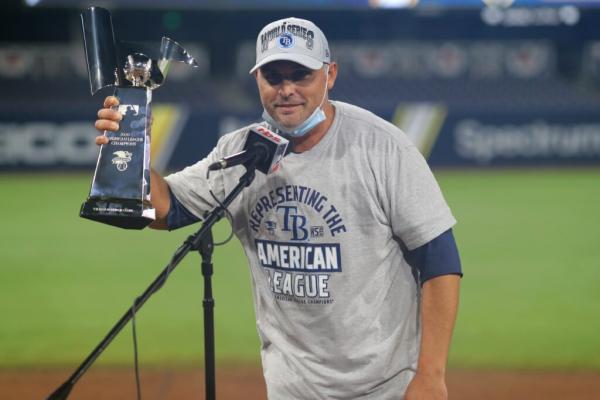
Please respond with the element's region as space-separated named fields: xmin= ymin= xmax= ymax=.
xmin=429 ymin=111 xmax=600 ymax=167
xmin=2 ymin=104 xmax=600 ymax=172
xmin=170 ymin=107 xmax=600 ymax=169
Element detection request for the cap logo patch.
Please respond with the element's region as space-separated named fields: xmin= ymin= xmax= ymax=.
xmin=260 ymin=22 xmax=316 ymax=53
xmin=278 ymin=32 xmax=295 ymax=49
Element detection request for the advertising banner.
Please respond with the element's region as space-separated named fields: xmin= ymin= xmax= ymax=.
xmin=2 ymin=105 xmax=600 ymax=171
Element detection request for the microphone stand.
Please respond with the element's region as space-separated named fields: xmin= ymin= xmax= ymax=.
xmin=47 ymin=162 xmax=258 ymax=400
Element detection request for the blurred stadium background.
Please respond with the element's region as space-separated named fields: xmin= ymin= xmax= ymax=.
xmin=1 ymin=0 xmax=600 ymax=399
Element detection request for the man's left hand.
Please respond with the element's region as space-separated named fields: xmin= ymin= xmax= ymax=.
xmin=404 ymin=372 xmax=447 ymax=400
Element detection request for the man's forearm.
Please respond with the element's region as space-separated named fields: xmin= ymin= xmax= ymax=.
xmin=148 ymin=168 xmax=171 ymax=230
xmin=417 ymin=274 xmax=460 ymax=376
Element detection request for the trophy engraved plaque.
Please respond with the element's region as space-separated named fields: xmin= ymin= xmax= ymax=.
xmin=79 ymin=7 xmax=197 ymax=229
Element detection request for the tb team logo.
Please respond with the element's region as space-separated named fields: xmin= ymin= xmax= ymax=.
xmin=278 ymin=32 xmax=295 ymax=49
xmin=274 ymin=205 xmax=327 ymax=240
xmin=277 ymin=205 xmax=308 ymax=240
xmin=251 ymin=184 xmax=348 ymax=305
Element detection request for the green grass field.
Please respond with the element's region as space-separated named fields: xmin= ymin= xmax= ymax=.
xmin=1 ymin=169 xmax=599 ymax=370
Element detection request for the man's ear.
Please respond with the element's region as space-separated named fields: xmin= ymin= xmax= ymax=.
xmin=326 ymin=62 xmax=338 ymax=90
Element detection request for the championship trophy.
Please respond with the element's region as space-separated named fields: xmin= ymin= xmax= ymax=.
xmin=79 ymin=6 xmax=197 ymax=229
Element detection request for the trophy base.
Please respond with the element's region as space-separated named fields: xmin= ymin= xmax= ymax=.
xmin=80 ymin=198 xmax=156 ymax=230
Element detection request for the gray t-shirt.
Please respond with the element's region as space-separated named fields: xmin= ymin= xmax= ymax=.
xmin=165 ymin=101 xmax=456 ymax=399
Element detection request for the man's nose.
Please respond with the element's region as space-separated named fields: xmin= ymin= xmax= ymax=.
xmin=278 ymin=79 xmax=296 ymax=97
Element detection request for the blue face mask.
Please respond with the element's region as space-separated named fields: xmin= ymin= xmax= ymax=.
xmin=262 ymin=106 xmax=326 ymax=138
xmin=262 ymin=66 xmax=329 ymax=138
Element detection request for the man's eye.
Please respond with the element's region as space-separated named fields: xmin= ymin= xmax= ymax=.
xmin=291 ymin=70 xmax=310 ymax=81
xmin=263 ymin=70 xmax=311 ymax=85
xmin=265 ymin=74 xmax=283 ymax=85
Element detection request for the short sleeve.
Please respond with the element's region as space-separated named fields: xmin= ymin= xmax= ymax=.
xmin=164 ymin=127 xmax=251 ymax=220
xmin=382 ymin=142 xmax=456 ymax=250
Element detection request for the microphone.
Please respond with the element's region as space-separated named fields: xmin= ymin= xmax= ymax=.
xmin=208 ymin=126 xmax=289 ymax=174
xmin=208 ymin=147 xmax=267 ymax=171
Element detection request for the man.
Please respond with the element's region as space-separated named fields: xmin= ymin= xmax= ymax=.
xmin=96 ymin=17 xmax=462 ymax=400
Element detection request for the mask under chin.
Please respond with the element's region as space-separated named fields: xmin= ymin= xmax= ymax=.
xmin=262 ymin=107 xmax=326 ymax=138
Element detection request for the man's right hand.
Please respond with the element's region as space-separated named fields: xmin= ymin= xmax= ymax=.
xmin=94 ymin=96 xmax=122 ymax=146
xmin=92 ymin=95 xmax=172 ymax=229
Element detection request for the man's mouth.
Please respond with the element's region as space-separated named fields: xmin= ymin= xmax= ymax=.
xmin=276 ymin=103 xmax=302 ymax=108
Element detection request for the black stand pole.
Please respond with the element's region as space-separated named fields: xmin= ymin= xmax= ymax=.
xmin=199 ymin=230 xmax=215 ymax=400
xmin=46 ymin=165 xmax=257 ymax=400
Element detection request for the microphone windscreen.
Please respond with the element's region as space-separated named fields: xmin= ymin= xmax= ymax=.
xmin=243 ymin=127 xmax=289 ymax=174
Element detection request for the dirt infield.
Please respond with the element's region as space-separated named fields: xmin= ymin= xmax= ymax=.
xmin=2 ymin=367 xmax=600 ymax=400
